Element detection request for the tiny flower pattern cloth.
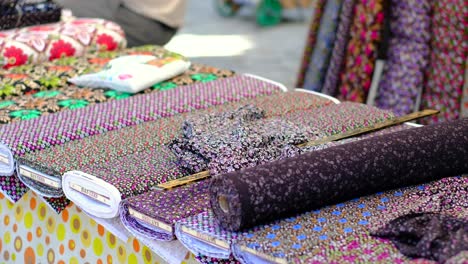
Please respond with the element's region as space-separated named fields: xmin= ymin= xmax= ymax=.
xmin=375 ymin=0 xmax=431 ymax=116
xmin=420 ymin=0 xmax=468 ymax=124
xmin=337 ymin=0 xmax=385 ymax=103
xmin=233 ymin=177 xmax=466 ymax=263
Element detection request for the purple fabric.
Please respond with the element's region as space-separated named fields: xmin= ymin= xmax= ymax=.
xmin=375 ymin=0 xmax=431 ymax=116
xmin=120 ymin=181 xmax=211 ymax=241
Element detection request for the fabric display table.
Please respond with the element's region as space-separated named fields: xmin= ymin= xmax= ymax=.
xmin=0 ymin=6 xmax=467 ymax=263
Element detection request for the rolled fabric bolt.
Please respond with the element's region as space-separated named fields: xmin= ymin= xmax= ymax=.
xmin=210 ymin=118 xmax=468 ymax=231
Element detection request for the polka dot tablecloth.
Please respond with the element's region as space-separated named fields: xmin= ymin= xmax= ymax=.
xmin=0 ymin=191 xmax=199 ymax=264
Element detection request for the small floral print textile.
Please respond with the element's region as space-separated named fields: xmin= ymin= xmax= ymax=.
xmin=211 ymin=118 xmax=468 ymax=231
xmin=337 ymin=0 xmax=385 ymax=103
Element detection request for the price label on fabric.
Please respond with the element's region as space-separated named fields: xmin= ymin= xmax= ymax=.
xmin=240 ymin=245 xmax=287 ymax=264
xmin=128 ymin=208 xmax=173 ymax=232
xmin=180 ymin=226 xmax=230 ymax=250
xmin=19 ymin=166 xmax=61 ymax=189
xmin=69 ymin=183 xmax=111 ymax=206
xmin=0 ymin=153 xmax=9 ymax=166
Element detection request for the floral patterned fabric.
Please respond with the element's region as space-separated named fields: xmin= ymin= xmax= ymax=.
xmin=0 ymin=18 xmax=126 ymax=70
xmin=337 ymin=0 xmax=385 ymax=103
xmin=120 ymin=181 xmax=211 ymax=241
xmin=375 ymin=0 xmax=431 ymax=116
xmin=420 ymin=0 xmax=468 ymax=124
xmin=210 ymin=118 xmax=468 ymax=231
xmin=0 ymin=44 xmax=183 ymax=98
xmin=0 ymin=63 xmax=235 ymax=124
xmin=321 ymin=0 xmax=356 ymax=96
xmin=372 ymin=213 xmax=467 ymax=263
xmin=232 ymin=177 xmax=467 ymax=263
xmin=302 ymin=0 xmax=343 ymax=92
xmin=296 ymin=0 xmax=326 ymax=88
xmin=174 ymin=125 xmax=414 ymax=260
xmin=371 ymin=176 xmax=468 ymax=263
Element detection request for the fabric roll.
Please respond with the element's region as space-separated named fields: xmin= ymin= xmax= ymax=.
xmin=63 ymin=145 xmax=187 ymax=218
xmin=0 ymin=63 xmax=235 ymax=124
xmin=462 ymin=59 xmax=468 ymax=117
xmin=420 ymin=0 xmax=467 ymax=124
xmin=0 ymin=45 xmax=175 ymax=98
xmin=296 ymin=0 xmax=326 ymax=88
xmin=321 ymin=0 xmax=356 ymax=96
xmin=120 ymin=181 xmax=210 ymax=241
xmin=302 ymin=0 xmax=343 ymax=92
xmin=337 ymin=0 xmax=385 ymax=103
xmin=17 ymin=91 xmax=329 ymax=199
xmin=211 ymin=118 xmax=468 ymax=231
xmin=0 ymin=18 xmax=126 ymax=70
xmin=176 ymin=124 xmax=414 ymax=259
xmin=232 ymin=177 xmax=467 ymax=263
xmin=375 ymin=0 xmax=431 ymax=116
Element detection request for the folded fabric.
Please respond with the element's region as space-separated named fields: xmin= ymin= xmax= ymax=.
xmin=0 ymin=17 xmax=126 ymax=69
xmin=375 ymin=0 xmax=431 ymax=116
xmin=120 ymin=181 xmax=210 ymax=241
xmin=321 ymin=0 xmax=356 ymax=96
xmin=176 ymin=124 xmax=414 ymax=259
xmin=0 ymin=63 xmax=235 ymax=124
xmin=337 ymin=0 xmax=385 ymax=102
xmin=0 ymin=0 xmax=62 ymax=31
xmin=232 ymin=177 xmax=467 ymax=263
xmin=69 ymin=55 xmax=191 ymax=93
xmin=302 ymin=0 xmax=342 ymax=92
xmin=211 ymin=118 xmax=468 ymax=231
xmin=0 ymin=44 xmax=178 ymax=98
xmin=373 ymin=213 xmax=468 ymax=263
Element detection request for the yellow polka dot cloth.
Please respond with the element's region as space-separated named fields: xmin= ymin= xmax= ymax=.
xmin=0 ymin=192 xmax=199 ymax=263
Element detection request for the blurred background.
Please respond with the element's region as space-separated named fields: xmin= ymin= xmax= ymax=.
xmin=165 ymin=0 xmax=315 ymax=89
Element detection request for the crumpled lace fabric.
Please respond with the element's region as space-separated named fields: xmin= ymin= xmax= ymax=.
xmin=372 ymin=213 xmax=468 ymax=263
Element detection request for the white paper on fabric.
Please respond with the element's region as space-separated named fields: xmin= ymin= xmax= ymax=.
xmin=69 ymin=55 xmax=191 ymax=93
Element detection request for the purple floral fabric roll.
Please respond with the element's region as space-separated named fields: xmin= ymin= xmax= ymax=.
xmin=211 ymin=118 xmax=468 ymax=231
xmin=375 ymin=0 xmax=431 ymax=116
